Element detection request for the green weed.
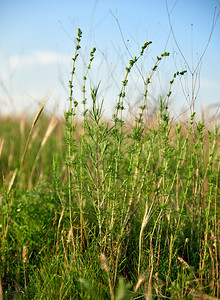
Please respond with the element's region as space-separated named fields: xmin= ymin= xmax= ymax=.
xmin=0 ymin=29 xmax=219 ymax=299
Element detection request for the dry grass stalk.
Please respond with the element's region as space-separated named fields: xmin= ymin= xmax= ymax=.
xmin=66 ymin=227 xmax=72 ymax=245
xmin=3 ymin=215 xmax=11 ymax=242
xmin=8 ymin=141 xmax=14 ymax=169
xmin=41 ymin=116 xmax=58 ymax=148
xmin=22 ymin=246 xmax=28 ymax=263
xmin=65 ymin=226 xmax=77 ymax=268
xmin=177 ymin=256 xmax=190 ymax=269
xmin=145 ymin=282 xmax=152 ymax=300
xmin=0 ymin=276 xmax=3 ymax=300
xmin=101 ymin=253 xmax=114 ymax=300
xmin=55 ymin=206 xmax=65 ymax=253
xmin=7 ymin=169 xmax=17 ymax=194
xmin=28 ymin=115 xmax=58 ymax=189
xmin=138 ymin=202 xmax=153 ymax=277
xmin=134 ymin=275 xmax=144 ymax=292
xmin=22 ymin=246 xmax=28 ymax=299
xmin=32 ymin=89 xmax=53 ymax=127
xmin=19 ymin=117 xmax=25 ymax=157
xmin=20 ymin=89 xmax=53 ymax=170
xmin=0 ymin=139 xmax=4 ymax=158
xmin=100 ymin=252 xmax=109 ymax=273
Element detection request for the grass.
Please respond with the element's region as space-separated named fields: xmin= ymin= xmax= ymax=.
xmin=0 ymin=29 xmax=219 ymax=299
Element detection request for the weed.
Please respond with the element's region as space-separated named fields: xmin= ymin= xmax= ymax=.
xmin=0 ymin=28 xmax=219 ymax=299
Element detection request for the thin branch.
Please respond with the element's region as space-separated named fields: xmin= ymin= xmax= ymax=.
xmin=165 ymin=0 xmax=191 ymax=72
xmin=194 ymin=2 xmax=220 ymax=72
xmin=165 ymin=0 xmax=220 ymax=75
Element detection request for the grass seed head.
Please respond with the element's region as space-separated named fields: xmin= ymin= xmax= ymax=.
xmin=100 ymin=253 xmax=109 ymax=273
xmin=22 ymin=246 xmax=28 ymax=263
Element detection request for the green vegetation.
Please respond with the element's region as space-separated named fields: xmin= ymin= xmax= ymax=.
xmin=0 ymin=29 xmax=219 ymax=299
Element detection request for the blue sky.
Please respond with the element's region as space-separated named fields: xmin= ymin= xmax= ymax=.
xmin=0 ymin=0 xmax=219 ymax=120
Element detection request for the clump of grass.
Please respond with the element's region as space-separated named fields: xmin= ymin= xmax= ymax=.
xmin=0 ymin=28 xmax=219 ymax=299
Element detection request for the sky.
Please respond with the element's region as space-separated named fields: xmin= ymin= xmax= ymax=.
xmin=0 ymin=0 xmax=220 ymax=121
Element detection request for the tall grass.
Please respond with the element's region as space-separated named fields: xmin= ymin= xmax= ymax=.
xmin=0 ymin=29 xmax=219 ymax=299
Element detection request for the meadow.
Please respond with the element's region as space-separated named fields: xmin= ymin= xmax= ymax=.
xmin=0 ymin=29 xmax=219 ymax=299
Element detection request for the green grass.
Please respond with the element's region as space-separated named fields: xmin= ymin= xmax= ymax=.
xmin=0 ymin=29 xmax=219 ymax=299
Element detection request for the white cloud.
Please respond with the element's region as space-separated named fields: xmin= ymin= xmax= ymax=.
xmin=8 ymin=50 xmax=71 ymax=69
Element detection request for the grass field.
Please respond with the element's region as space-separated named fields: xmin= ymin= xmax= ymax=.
xmin=0 ymin=29 xmax=219 ymax=299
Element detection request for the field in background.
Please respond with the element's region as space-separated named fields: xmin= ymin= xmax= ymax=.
xmin=0 ymin=29 xmax=219 ymax=299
